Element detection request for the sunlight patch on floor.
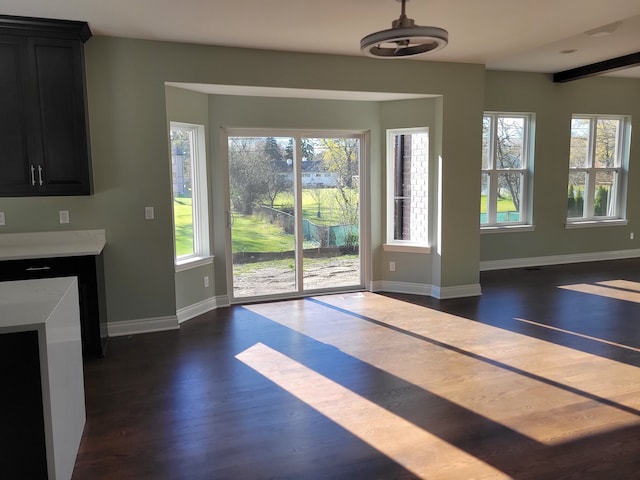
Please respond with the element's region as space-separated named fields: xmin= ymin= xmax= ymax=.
xmin=597 ymin=279 xmax=640 ymax=293
xmin=514 ymin=317 xmax=640 ymax=353
xmin=243 ymin=293 xmax=640 ymax=446
xmin=236 ymin=342 xmax=508 ymax=480
xmin=559 ymin=281 xmax=640 ymax=303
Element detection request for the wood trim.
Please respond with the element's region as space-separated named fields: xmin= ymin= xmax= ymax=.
xmin=0 ymin=14 xmax=91 ymax=42
xmin=553 ymin=51 xmax=640 ymax=83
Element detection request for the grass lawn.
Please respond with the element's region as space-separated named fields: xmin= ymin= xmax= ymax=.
xmin=272 ymin=188 xmax=358 ymax=226
xmin=174 ymin=187 xmax=360 ymax=255
xmin=174 ymin=197 xmax=194 ymax=257
xmin=480 ymin=195 xmax=516 ymax=213
xmin=231 ymin=214 xmax=295 ymax=253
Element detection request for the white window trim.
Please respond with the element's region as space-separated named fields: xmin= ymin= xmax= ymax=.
xmin=170 ymin=122 xmax=211 ymax=268
xmin=565 ymin=219 xmax=628 ymax=230
xmin=481 ymin=224 xmax=536 ymax=234
xmin=175 ymin=255 xmax=214 ymax=272
xmin=386 ymin=127 xmax=430 ymax=250
xmin=566 ymin=114 xmax=631 ymax=226
xmin=383 ymin=243 xmax=431 ymax=253
xmin=481 ymin=112 xmax=534 ymax=231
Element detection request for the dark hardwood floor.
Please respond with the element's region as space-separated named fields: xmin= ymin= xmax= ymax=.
xmin=73 ymin=259 xmax=640 ymax=479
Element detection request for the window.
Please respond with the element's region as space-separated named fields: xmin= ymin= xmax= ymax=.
xmin=567 ymin=115 xmax=631 ymax=223
xmin=170 ymin=122 xmax=210 ymax=265
xmin=481 ymin=113 xmax=533 ymax=228
xmin=385 ymin=128 xmax=429 ymax=250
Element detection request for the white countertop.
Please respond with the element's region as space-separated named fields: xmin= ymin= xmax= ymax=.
xmin=0 ymin=276 xmax=85 ymax=480
xmin=0 ymin=277 xmax=80 ymax=331
xmin=0 ymin=229 xmax=105 ymax=261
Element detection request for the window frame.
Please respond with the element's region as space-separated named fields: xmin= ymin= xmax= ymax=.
xmin=169 ymin=122 xmax=211 ymax=269
xmin=566 ymin=114 xmax=631 ymax=226
xmin=481 ymin=112 xmax=534 ymax=232
xmin=384 ymin=127 xmax=431 ymax=252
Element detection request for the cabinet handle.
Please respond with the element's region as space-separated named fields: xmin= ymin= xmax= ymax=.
xmin=37 ymin=165 xmax=44 ymax=186
xmin=26 ymin=266 xmax=51 ymax=272
xmin=30 ymin=165 xmax=36 ymax=186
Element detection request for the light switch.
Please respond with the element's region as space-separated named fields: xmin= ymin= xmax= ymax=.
xmin=145 ymin=206 xmax=155 ymax=220
xmin=59 ymin=210 xmax=70 ymax=224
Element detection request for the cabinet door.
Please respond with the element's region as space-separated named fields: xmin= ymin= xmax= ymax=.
xmin=29 ymin=37 xmax=92 ymax=195
xmin=0 ymin=35 xmax=34 ymax=194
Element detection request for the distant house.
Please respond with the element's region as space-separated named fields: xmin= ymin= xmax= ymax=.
xmin=280 ymin=160 xmax=339 ymax=187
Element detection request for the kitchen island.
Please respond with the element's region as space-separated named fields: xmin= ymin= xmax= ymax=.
xmin=0 ymin=277 xmax=85 ymax=480
xmin=0 ymin=229 xmax=107 ymax=357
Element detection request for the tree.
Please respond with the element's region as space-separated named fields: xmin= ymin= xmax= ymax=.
xmin=263 ymin=163 xmax=290 ymax=209
xmin=318 ymin=138 xmax=359 ymax=225
xmin=284 ymin=138 xmax=315 ymax=163
xmin=228 ymin=137 xmax=271 ymax=214
xmin=595 ymin=118 xmax=619 ymax=167
xmin=568 ymin=184 xmax=576 ymax=215
xmin=495 ymin=117 xmax=524 ymax=212
xmin=170 ymin=128 xmax=192 ymax=197
xmin=594 ymin=185 xmax=609 ymax=216
xmin=264 ymin=136 xmax=283 ymax=162
xmin=263 ymin=138 xmax=291 ymax=208
xmin=302 ymin=138 xmax=315 ymax=162
xmin=229 ymin=137 xmax=293 ymax=213
xmin=576 ymin=189 xmax=584 ymax=217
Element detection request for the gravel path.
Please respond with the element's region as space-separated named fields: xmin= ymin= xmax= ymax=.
xmin=233 ymin=256 xmax=360 ymax=297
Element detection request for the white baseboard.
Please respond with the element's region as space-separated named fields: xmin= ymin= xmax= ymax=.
xmin=215 ymin=294 xmax=231 ymax=308
xmin=177 ymin=298 xmax=218 ymax=323
xmin=109 ymin=295 xmax=232 ymax=337
xmin=431 ymin=283 xmax=482 ymax=299
xmin=371 ymin=280 xmax=481 ymax=299
xmin=176 ymin=295 xmax=230 ymax=323
xmin=480 ymin=249 xmax=640 ymax=271
xmin=371 ymin=280 xmax=432 ymax=296
xmin=108 ymin=315 xmax=179 ymax=337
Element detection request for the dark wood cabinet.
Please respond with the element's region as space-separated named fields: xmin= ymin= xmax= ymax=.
xmin=0 ymin=15 xmax=92 ymax=197
xmin=0 ymin=254 xmax=108 ymax=357
xmin=0 ymin=330 xmax=48 ymax=478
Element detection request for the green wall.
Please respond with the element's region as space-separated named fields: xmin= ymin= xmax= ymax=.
xmin=482 ymin=71 xmax=640 ymax=261
xmin=208 ymin=94 xmax=383 ymax=296
xmin=379 ymin=98 xmax=438 ymax=285
xmin=165 ymin=86 xmax=215 ymax=311
xmin=3 ymin=33 xmax=636 ymax=325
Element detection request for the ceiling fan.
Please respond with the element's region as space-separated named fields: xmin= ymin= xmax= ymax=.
xmin=360 ymin=0 xmax=448 ymax=58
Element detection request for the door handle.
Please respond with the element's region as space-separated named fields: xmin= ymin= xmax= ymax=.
xmin=26 ymin=266 xmax=51 ymax=272
xmin=37 ymin=165 xmax=44 ymax=186
xmin=30 ymin=165 xmax=36 ymax=186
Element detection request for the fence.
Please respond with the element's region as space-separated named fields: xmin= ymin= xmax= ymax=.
xmin=254 ymin=205 xmax=358 ymax=248
xmin=480 ymin=211 xmax=520 ymax=223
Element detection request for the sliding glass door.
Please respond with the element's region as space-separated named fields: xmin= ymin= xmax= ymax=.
xmin=226 ymin=131 xmax=363 ymax=301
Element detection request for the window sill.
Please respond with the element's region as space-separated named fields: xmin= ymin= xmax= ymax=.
xmin=383 ymin=243 xmax=431 ymax=254
xmin=481 ymin=224 xmax=535 ymax=234
xmin=565 ymin=219 xmax=628 ymax=229
xmin=175 ymin=255 xmax=214 ymax=272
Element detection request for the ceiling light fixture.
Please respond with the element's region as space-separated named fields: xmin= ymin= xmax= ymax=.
xmin=585 ymin=21 xmax=622 ymax=38
xmin=360 ymin=0 xmax=448 ymax=59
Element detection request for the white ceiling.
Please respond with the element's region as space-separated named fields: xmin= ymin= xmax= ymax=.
xmin=2 ymin=0 xmax=640 ymax=79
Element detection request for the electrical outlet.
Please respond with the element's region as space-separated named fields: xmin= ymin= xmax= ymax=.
xmin=631 ymin=232 xmax=635 ymax=240
xmin=145 ymin=206 xmax=155 ymax=220
xmin=59 ymin=210 xmax=69 ymax=224
xmin=389 ymin=261 xmax=396 ymax=272
xmin=0 ymin=212 xmax=5 ymax=225
xmin=204 ymin=276 xmax=209 ymax=288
